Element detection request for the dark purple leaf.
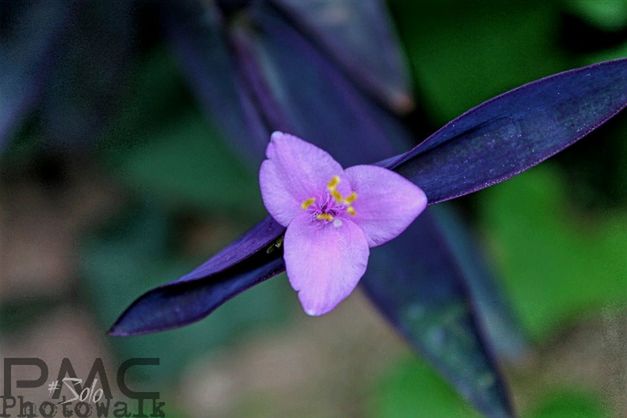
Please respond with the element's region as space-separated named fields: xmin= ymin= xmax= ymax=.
xmin=389 ymin=58 xmax=627 ymax=204
xmin=229 ymin=2 xmax=411 ymax=165
xmin=269 ymin=0 xmax=412 ymax=112
xmin=431 ymin=206 xmax=528 ymax=360
xmin=108 ymin=217 xmax=285 ymax=335
xmin=162 ymin=0 xmax=270 ymax=166
xmin=177 ymin=217 xmax=284 ymax=282
xmin=0 ymin=0 xmax=73 ymax=150
xmin=362 ymin=211 xmax=513 ymax=418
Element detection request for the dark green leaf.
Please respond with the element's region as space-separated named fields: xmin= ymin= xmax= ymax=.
xmin=479 ymin=166 xmax=627 ymax=338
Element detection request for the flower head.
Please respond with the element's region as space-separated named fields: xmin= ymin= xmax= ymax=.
xmin=260 ymin=132 xmax=427 ymax=315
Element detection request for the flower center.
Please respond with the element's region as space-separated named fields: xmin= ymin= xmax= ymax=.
xmin=300 ymin=175 xmax=357 ymax=224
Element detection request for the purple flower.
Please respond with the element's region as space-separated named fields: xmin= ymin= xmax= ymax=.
xmin=260 ymin=132 xmax=427 ymax=315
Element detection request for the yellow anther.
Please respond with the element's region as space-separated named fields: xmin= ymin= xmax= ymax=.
xmin=316 ymin=213 xmax=334 ymax=222
xmin=327 ymin=175 xmax=340 ymax=191
xmin=346 ymin=206 xmax=356 ymax=216
xmin=344 ymin=192 xmax=358 ymax=204
xmin=331 ymin=189 xmax=343 ymax=203
xmin=301 ymin=197 xmax=316 ymax=210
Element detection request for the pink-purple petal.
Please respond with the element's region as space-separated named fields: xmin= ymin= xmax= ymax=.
xmin=259 ymin=159 xmax=302 ymax=226
xmin=345 ymin=165 xmax=427 ymax=247
xmin=266 ymin=131 xmax=349 ymax=196
xmin=284 ymin=212 xmax=369 ymax=316
xmin=260 ymin=132 xmax=350 ymax=225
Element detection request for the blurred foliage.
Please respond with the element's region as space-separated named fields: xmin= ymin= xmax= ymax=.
xmin=0 ymin=296 xmax=64 ymax=334
xmin=368 ymin=358 xmax=481 ymax=418
xmin=100 ymin=50 xmax=263 ymax=217
xmin=113 ymin=111 xmax=262 ymax=216
xmin=390 ymin=0 xmax=565 ymax=122
xmin=527 ymin=390 xmax=610 ymax=418
xmin=480 ymin=166 xmax=627 ymax=339
xmin=567 ymin=0 xmax=627 ymax=31
xmin=369 ymin=357 xmax=611 ymax=418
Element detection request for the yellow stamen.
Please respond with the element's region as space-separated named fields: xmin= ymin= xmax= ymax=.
xmin=331 ymin=190 xmax=343 ymax=203
xmin=301 ymin=197 xmax=316 ymax=209
xmin=316 ymin=213 xmax=334 ymax=222
xmin=327 ymin=175 xmax=340 ymax=191
xmin=303 ymin=176 xmax=358 ymax=220
xmin=344 ymin=192 xmax=358 ymax=204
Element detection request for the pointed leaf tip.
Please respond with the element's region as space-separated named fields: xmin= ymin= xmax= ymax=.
xmin=108 ymin=217 xmax=286 ymax=336
xmin=390 ymin=58 xmax=627 ymax=204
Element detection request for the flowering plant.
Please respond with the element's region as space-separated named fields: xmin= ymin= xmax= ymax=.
xmin=2 ymin=1 xmax=625 ymax=416
xmin=111 ymin=41 xmax=626 ymax=414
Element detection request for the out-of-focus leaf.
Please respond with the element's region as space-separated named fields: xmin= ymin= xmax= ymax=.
xmin=39 ymin=0 xmax=136 ymax=150
xmin=430 ymin=206 xmax=528 ymax=360
xmin=390 ymin=59 xmax=627 ymax=204
xmin=568 ymin=0 xmax=627 ymax=31
xmin=549 ymin=108 xmax=627 ymax=210
xmin=99 ymin=46 xmax=263 ymax=216
xmin=86 ymin=205 xmax=289 ymax=379
xmin=113 ymin=111 xmax=264 ymax=216
xmin=269 ymin=0 xmax=412 ymax=112
xmin=585 ymin=41 xmax=627 ymax=64
xmin=162 ymin=0 xmax=270 ymax=166
xmin=232 ymin=2 xmax=411 ymax=165
xmin=0 ymin=0 xmax=72 ymax=150
xmin=390 ymin=0 xmax=564 ymax=122
xmin=371 ymin=364 xmax=609 ymax=418
xmin=525 ymin=390 xmax=610 ymax=418
xmin=101 ymin=47 xmax=191 ymax=146
xmin=479 ymin=166 xmax=627 ymax=338
xmin=0 ymin=296 xmax=65 ymax=334
xmin=362 ymin=212 xmax=513 ymax=418
xmin=368 ymin=357 xmax=482 ymax=418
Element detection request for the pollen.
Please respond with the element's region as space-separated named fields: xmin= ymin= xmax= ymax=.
xmin=331 ymin=190 xmax=343 ymax=203
xmin=316 ymin=213 xmax=334 ymax=222
xmin=328 ymin=176 xmax=343 ymax=202
xmin=327 ymin=175 xmax=340 ymax=191
xmin=301 ymin=197 xmax=316 ymax=209
xmin=324 ymin=175 xmax=358 ymax=216
xmin=344 ymin=192 xmax=357 ymax=204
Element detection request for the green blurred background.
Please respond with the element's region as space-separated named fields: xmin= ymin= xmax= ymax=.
xmin=1 ymin=0 xmax=626 ymax=417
